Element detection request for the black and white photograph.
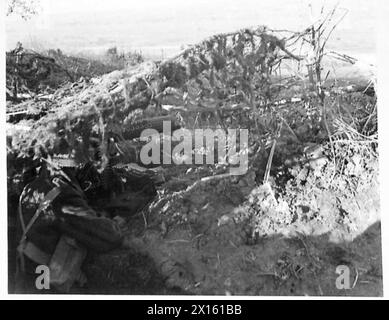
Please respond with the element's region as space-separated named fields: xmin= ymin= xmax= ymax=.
xmin=3 ymin=0 xmax=385 ymax=298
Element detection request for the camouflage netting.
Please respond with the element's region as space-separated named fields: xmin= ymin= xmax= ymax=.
xmin=7 ymin=24 xmax=381 ymax=295
xmin=7 ymin=26 xmax=311 ymax=170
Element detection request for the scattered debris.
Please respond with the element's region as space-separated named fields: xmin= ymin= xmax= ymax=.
xmin=7 ymin=22 xmax=381 ymax=295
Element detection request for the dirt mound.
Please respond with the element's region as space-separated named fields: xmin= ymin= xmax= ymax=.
xmin=121 ymin=132 xmax=381 ymax=295
xmin=7 ymin=23 xmax=381 ymax=295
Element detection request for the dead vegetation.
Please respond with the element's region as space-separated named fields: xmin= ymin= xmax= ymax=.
xmin=7 ymin=6 xmax=381 ymax=295
xmin=6 ymin=45 xmax=144 ymax=102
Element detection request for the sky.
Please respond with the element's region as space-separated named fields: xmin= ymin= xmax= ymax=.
xmin=5 ymin=0 xmax=377 ymax=61
xmin=34 ymin=0 xmax=370 ymax=14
